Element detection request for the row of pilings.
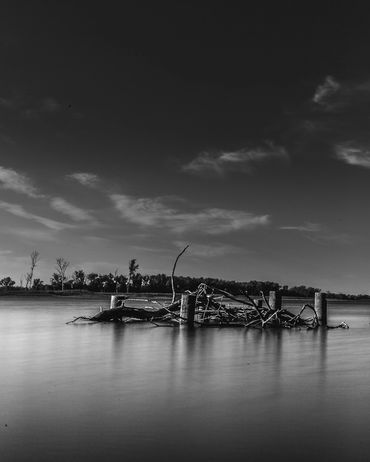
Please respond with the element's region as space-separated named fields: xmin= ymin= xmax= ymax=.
xmin=109 ymin=290 xmax=328 ymax=328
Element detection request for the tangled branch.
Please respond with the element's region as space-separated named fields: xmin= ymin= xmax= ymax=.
xmin=67 ymin=283 xmax=349 ymax=330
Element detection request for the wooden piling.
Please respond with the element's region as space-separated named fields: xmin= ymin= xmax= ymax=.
xmin=110 ymin=295 xmax=125 ymax=309
xmin=110 ymin=295 xmax=118 ymax=309
xmin=314 ymin=292 xmax=327 ymax=327
xmin=269 ymin=290 xmax=282 ymax=311
xmin=180 ymin=294 xmax=196 ymax=327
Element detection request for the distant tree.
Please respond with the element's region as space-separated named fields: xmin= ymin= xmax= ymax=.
xmin=127 ymin=259 xmax=139 ymax=293
xmin=32 ymin=278 xmax=44 ymax=290
xmin=0 ymin=276 xmax=15 ymax=289
xmin=147 ymin=273 xmax=171 ymax=292
xmin=55 ymin=257 xmax=70 ymax=291
xmin=50 ymin=272 xmax=62 ymax=289
xmin=86 ymin=273 xmax=102 ymax=292
xmin=113 ymin=273 xmax=127 ymax=293
xmin=131 ymin=273 xmax=143 ymax=292
xmin=25 ymin=250 xmax=40 ymax=289
xmin=100 ymin=273 xmax=116 ymax=292
xmin=289 ymin=285 xmax=319 ymax=298
xmin=72 ymin=269 xmax=86 ymax=289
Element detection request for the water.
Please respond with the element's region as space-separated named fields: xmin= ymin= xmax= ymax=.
xmin=1 ymin=297 xmax=370 ymax=462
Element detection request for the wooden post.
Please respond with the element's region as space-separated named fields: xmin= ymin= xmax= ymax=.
xmin=110 ymin=295 xmax=126 ymax=309
xmin=314 ymin=292 xmax=327 ymax=327
xmin=180 ymin=294 xmax=196 ymax=327
xmin=110 ymin=295 xmax=118 ymax=309
xmin=269 ymin=290 xmax=282 ymax=311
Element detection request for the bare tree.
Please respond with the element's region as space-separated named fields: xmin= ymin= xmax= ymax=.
xmin=127 ymin=259 xmax=139 ymax=293
xmin=55 ymin=257 xmax=70 ymax=291
xmin=25 ymin=250 xmax=40 ymax=289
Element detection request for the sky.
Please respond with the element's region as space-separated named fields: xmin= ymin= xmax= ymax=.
xmin=1 ymin=2 xmax=370 ymax=293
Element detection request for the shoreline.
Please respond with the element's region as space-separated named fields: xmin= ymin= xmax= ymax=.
xmin=0 ymin=291 xmax=369 ymax=303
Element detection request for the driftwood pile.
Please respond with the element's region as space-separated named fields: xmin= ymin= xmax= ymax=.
xmin=67 ymin=246 xmax=349 ymax=329
xmin=187 ymin=283 xmax=321 ymax=329
xmin=67 ymin=283 xmax=348 ymax=329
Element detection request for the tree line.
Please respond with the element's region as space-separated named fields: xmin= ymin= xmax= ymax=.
xmin=0 ymin=250 xmax=369 ymax=299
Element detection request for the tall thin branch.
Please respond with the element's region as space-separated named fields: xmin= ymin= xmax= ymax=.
xmin=171 ymin=245 xmax=189 ymax=304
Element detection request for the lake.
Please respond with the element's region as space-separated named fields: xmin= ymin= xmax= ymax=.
xmin=1 ymin=296 xmax=370 ymax=461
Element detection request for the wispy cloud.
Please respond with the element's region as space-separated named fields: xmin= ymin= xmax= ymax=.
xmin=23 ymin=97 xmax=62 ymax=118
xmin=3 ymin=228 xmax=58 ymax=242
xmin=182 ymin=142 xmax=288 ymax=175
xmin=312 ymin=75 xmax=341 ymax=108
xmin=0 ymin=201 xmax=72 ymax=231
xmin=304 ymin=232 xmax=352 ymax=246
xmin=67 ymin=172 xmax=100 ymax=188
xmin=280 ymin=221 xmax=351 ymax=245
xmin=280 ymin=222 xmax=322 ymax=232
xmin=335 ymin=143 xmax=370 ymax=168
xmin=0 ymin=95 xmax=62 ymax=118
xmin=110 ymin=194 xmax=269 ymax=235
xmin=173 ymin=241 xmax=248 ymax=258
xmin=40 ymin=97 xmax=61 ymax=113
xmin=311 ymin=76 xmax=370 ymax=114
xmin=0 ymin=166 xmax=41 ymax=197
xmin=50 ymin=197 xmax=94 ymax=222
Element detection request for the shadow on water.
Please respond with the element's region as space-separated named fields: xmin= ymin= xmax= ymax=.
xmin=112 ymin=322 xmax=126 ymax=356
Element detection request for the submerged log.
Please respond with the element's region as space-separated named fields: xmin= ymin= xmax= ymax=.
xmin=67 ymin=299 xmax=181 ymax=324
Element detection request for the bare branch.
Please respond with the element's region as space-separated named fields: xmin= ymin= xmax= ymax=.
xmin=171 ymin=245 xmax=189 ymax=304
xmin=55 ymin=257 xmax=70 ymax=291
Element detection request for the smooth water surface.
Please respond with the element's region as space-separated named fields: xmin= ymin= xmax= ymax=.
xmin=1 ymin=297 xmax=370 ymax=461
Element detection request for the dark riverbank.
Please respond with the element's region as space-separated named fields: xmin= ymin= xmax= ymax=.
xmin=0 ymin=290 xmax=175 ymax=301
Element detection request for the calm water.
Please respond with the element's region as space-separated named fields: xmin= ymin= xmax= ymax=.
xmin=1 ymin=297 xmax=370 ymax=462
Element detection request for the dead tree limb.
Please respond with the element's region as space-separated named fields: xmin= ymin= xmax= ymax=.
xmin=171 ymin=245 xmax=189 ymax=304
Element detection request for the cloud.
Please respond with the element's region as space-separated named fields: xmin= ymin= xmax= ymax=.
xmin=173 ymin=241 xmax=247 ymax=258
xmin=280 ymin=221 xmax=351 ymax=245
xmin=0 ymin=95 xmax=62 ymax=118
xmin=3 ymin=228 xmax=57 ymax=242
xmin=312 ymin=75 xmax=341 ymax=107
xmin=182 ymin=142 xmax=288 ymax=175
xmin=110 ymin=194 xmax=269 ymax=235
xmin=335 ymin=143 xmax=370 ymax=168
xmin=39 ymin=97 xmax=61 ymax=113
xmin=304 ymin=232 xmax=351 ymax=246
xmin=0 ymin=201 xmax=72 ymax=231
xmin=50 ymin=197 xmax=94 ymax=222
xmin=83 ymin=235 xmax=110 ymax=243
xmin=280 ymin=222 xmax=322 ymax=232
xmin=0 ymin=166 xmax=41 ymax=197
xmin=67 ymin=172 xmax=100 ymax=187
xmin=311 ymin=76 xmax=370 ymax=113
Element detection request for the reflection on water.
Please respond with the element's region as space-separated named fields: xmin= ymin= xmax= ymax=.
xmin=1 ymin=297 xmax=370 ymax=461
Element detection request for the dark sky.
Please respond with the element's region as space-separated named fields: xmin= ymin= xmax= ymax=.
xmin=1 ymin=2 xmax=370 ymax=292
